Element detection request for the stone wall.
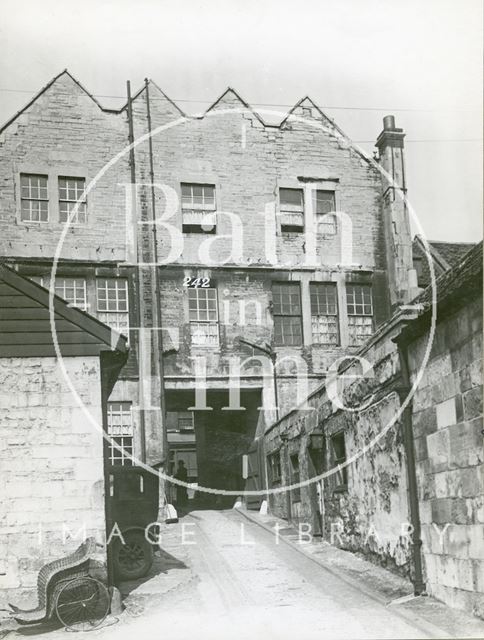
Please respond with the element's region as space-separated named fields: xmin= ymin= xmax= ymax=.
xmin=263 ymin=314 xmax=414 ymax=577
xmin=407 ymin=295 xmax=483 ymax=617
xmin=0 ymin=356 xmax=106 ymax=608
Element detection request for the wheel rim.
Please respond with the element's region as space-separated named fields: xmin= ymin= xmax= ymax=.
xmin=118 ymin=541 xmax=147 ymax=573
xmin=55 ymin=577 xmax=110 ymax=631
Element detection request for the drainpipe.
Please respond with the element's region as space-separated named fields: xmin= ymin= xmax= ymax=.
xmin=144 ymin=79 xmax=168 ymax=468
xmin=126 ymin=80 xmax=147 ymax=463
xmin=397 ymin=340 xmax=426 ymax=595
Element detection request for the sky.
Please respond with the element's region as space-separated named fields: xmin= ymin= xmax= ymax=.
xmin=0 ymin=0 xmax=482 ymax=242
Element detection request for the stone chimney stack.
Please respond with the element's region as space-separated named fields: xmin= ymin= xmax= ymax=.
xmin=376 ymin=116 xmax=418 ymax=308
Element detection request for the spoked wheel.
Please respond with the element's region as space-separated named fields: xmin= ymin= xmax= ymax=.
xmin=55 ymin=577 xmax=110 ymax=631
xmin=112 ymin=530 xmax=153 ymax=581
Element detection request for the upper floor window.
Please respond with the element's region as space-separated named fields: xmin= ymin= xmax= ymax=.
xmin=96 ymin=278 xmax=129 ymax=335
xmin=107 ymin=401 xmax=133 ymax=466
xmin=188 ymin=286 xmax=219 ymax=346
xmin=181 ymin=183 xmax=216 ymax=233
xmin=59 ymin=177 xmax=87 ymax=224
xmin=20 ymin=174 xmax=48 ymax=222
xmin=316 ymin=190 xmax=337 ymax=235
xmin=310 ymin=283 xmax=339 ymax=346
xmin=279 ymin=188 xmax=304 ymax=232
xmin=272 ymin=282 xmax=303 ymax=346
xmin=54 ymin=277 xmax=88 ymax=311
xmin=346 ymin=283 xmax=373 ymax=346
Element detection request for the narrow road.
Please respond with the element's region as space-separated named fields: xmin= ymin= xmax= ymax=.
xmin=103 ymin=509 xmax=440 ymax=640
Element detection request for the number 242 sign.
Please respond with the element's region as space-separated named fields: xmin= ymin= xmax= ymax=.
xmin=183 ymin=276 xmax=211 ymax=288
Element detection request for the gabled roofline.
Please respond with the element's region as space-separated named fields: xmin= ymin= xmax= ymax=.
xmin=0 ymin=73 xmax=373 ymax=166
xmin=279 ymin=95 xmax=373 ymax=166
xmin=204 ymin=86 xmax=266 ymax=126
xmin=124 ymin=79 xmax=187 ymax=117
xmin=0 ymin=262 xmax=128 ymax=354
xmin=0 ymin=69 xmax=122 ymax=135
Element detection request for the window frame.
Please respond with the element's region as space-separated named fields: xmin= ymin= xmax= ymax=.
xmin=272 ymin=282 xmax=303 ymax=347
xmin=96 ymin=278 xmax=129 ymax=335
xmin=310 ymin=282 xmax=340 ymax=346
xmin=267 ymin=451 xmax=282 ymax=484
xmin=315 ymin=189 xmax=337 ymax=235
xmin=330 ymin=431 xmax=348 ymax=492
xmin=290 ymin=453 xmax=301 ymax=502
xmin=53 ymin=277 xmax=88 ymax=311
xmin=188 ymin=286 xmax=220 ymax=347
xmin=19 ymin=173 xmax=49 ymax=223
xmin=181 ymin=182 xmax=217 ymax=234
xmin=279 ymin=187 xmax=305 ymax=233
xmin=346 ymin=283 xmax=374 ymax=347
xmin=107 ymin=401 xmax=134 ymax=467
xmin=58 ymin=176 xmax=87 ymax=224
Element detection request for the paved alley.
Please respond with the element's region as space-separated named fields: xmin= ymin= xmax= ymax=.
xmin=78 ymin=510 xmax=484 ymax=640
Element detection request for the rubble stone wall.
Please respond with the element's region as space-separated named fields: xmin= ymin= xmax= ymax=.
xmin=0 ymin=356 xmax=106 ymax=608
xmin=264 ymin=318 xmax=413 ymax=577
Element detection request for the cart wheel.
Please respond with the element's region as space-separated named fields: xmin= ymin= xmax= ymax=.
xmin=113 ymin=530 xmax=154 ymax=581
xmin=55 ymin=577 xmax=110 ymax=631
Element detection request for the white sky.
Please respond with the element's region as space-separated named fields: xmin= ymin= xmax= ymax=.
xmin=0 ymin=0 xmax=482 ymax=242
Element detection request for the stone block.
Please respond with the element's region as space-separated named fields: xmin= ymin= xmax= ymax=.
xmin=426 ymin=429 xmax=450 ymax=473
xmin=436 ymin=398 xmax=457 ymax=429
xmin=463 ymin=386 xmax=483 ymax=421
xmin=412 ymin=407 xmax=437 ymax=438
xmin=431 ymin=497 xmax=470 ymax=525
xmin=448 ymin=419 xmax=484 ymax=468
xmin=468 ymin=524 xmax=484 ymax=560
xmin=444 ymin=524 xmax=470 ymax=559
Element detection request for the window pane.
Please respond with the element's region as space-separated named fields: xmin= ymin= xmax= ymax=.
xmin=188 ymin=287 xmax=219 ymax=345
xmin=280 ymin=188 xmax=303 ymax=209
xmin=316 ymin=190 xmax=335 ymax=214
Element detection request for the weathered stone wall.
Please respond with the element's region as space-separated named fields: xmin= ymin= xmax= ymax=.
xmin=263 ymin=316 xmax=413 ymax=576
xmin=408 ymin=295 xmax=483 ymax=617
xmin=0 ymin=356 xmax=106 ymax=608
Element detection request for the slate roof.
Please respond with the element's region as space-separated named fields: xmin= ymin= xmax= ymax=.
xmin=412 ymin=236 xmax=478 ymax=288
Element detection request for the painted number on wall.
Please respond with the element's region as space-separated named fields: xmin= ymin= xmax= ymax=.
xmin=183 ymin=277 xmax=211 ymax=288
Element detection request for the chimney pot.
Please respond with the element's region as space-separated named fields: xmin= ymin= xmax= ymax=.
xmin=383 ymin=115 xmax=396 ymax=131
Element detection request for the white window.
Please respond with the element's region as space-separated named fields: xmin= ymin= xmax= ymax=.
xmin=279 ymin=188 xmax=304 ymax=232
xmin=96 ymin=278 xmax=129 ymax=335
xmin=59 ymin=177 xmax=87 ymax=224
xmin=54 ymin=277 xmax=88 ymax=310
xmin=107 ymin=401 xmax=133 ymax=466
xmin=310 ymin=283 xmax=339 ymax=345
xmin=346 ymin=284 xmax=373 ymax=346
xmin=316 ymin=190 xmax=337 ymax=235
xmin=181 ymin=183 xmax=216 ymax=233
xmin=20 ymin=174 xmax=49 ymax=222
xmin=188 ymin=287 xmax=219 ymax=346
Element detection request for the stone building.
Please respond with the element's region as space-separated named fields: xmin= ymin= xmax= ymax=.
xmin=0 ymin=263 xmax=128 ymax=607
xmin=261 ymin=241 xmax=482 ymax=617
xmin=0 ymin=70 xmax=416 ymax=504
